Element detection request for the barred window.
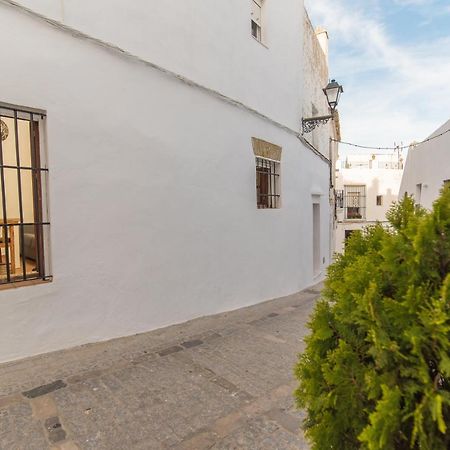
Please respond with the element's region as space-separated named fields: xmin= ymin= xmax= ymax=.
xmin=344 ymin=185 xmax=366 ymax=220
xmin=0 ymin=103 xmax=50 ymax=286
xmin=256 ymin=157 xmax=280 ymax=209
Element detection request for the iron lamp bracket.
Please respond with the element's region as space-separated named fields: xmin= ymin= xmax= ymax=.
xmin=301 ymin=114 xmax=334 ymax=134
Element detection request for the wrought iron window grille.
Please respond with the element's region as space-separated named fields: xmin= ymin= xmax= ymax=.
xmin=0 ymin=103 xmax=50 ymax=285
xmin=256 ymin=157 xmax=280 ymax=209
xmin=343 ymin=185 xmax=366 ymax=220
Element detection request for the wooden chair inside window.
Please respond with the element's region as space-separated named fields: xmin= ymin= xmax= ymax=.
xmin=0 ymin=221 xmax=17 ymax=275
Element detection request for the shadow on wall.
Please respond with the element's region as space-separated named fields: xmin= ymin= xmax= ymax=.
xmin=367 ymin=177 xmax=397 ymax=221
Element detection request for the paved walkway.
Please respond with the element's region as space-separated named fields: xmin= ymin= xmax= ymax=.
xmin=0 ymin=284 xmax=322 ymax=449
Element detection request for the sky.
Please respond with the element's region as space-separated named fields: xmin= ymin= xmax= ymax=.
xmin=305 ymin=0 xmax=450 ymax=154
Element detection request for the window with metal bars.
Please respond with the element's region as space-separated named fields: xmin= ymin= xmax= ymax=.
xmin=344 ymin=185 xmax=366 ymax=220
xmin=256 ymin=157 xmax=280 ymax=209
xmin=0 ymin=102 xmax=50 ymax=286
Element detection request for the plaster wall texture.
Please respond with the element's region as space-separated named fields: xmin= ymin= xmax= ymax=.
xmin=302 ymin=11 xmax=339 ymax=260
xmin=11 ymin=0 xmax=304 ymax=132
xmin=399 ymin=119 xmax=450 ymax=209
xmin=335 ymin=155 xmax=403 ymax=253
xmin=302 ymin=12 xmax=332 ymax=159
xmin=0 ymin=3 xmax=331 ymax=362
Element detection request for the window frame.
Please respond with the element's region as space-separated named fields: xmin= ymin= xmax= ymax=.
xmin=343 ymin=185 xmax=366 ymax=220
xmin=0 ymin=102 xmax=51 ymax=287
xmin=255 ymin=156 xmax=280 ymax=209
xmin=251 ymin=0 xmax=263 ymax=43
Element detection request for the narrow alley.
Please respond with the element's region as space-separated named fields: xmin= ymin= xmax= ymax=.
xmin=0 ymin=285 xmax=321 ymax=449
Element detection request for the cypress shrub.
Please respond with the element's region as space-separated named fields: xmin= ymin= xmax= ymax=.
xmin=295 ymin=186 xmax=450 ymax=449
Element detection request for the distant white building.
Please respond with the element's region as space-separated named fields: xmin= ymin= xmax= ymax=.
xmin=334 ymin=153 xmax=404 ymax=253
xmin=0 ymin=1 xmax=339 ymax=362
xmin=399 ymin=119 xmax=450 ymax=209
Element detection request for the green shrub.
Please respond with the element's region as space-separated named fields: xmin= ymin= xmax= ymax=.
xmin=295 ymin=186 xmax=450 ymax=449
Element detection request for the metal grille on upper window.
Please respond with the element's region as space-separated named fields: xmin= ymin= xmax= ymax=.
xmin=256 ymin=157 xmax=280 ymax=209
xmin=0 ymin=102 xmax=51 ymax=286
xmin=344 ymin=185 xmax=366 ymax=220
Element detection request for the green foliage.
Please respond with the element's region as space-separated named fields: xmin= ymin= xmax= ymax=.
xmin=295 ymin=186 xmax=450 ymax=449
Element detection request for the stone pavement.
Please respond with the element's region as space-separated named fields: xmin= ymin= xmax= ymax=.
xmin=0 ymin=284 xmax=322 ymax=449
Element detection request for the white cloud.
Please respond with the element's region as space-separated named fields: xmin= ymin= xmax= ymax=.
xmin=305 ymin=0 xmax=450 ymax=152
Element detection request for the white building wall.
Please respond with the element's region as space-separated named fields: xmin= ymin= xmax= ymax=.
xmin=10 ymin=0 xmax=304 ymax=131
xmin=302 ymin=12 xmax=340 ymax=261
xmin=335 ymin=155 xmax=403 ymax=253
xmin=302 ymin=13 xmax=332 ymax=159
xmin=0 ymin=2 xmax=332 ymax=362
xmin=399 ymin=119 xmax=450 ymax=209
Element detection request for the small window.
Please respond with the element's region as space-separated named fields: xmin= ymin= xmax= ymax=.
xmin=251 ymin=0 xmax=262 ymax=42
xmin=0 ymin=103 xmax=50 ymax=286
xmin=345 ymin=230 xmax=355 ymax=240
xmin=344 ymin=185 xmax=366 ymax=220
xmin=415 ymin=183 xmax=422 ymax=203
xmin=256 ymin=157 xmax=280 ymax=209
xmin=344 ymin=230 xmax=357 ymax=248
xmin=376 ymin=195 xmax=382 ymax=206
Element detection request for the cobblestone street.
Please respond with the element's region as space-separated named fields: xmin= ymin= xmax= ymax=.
xmin=0 ymin=285 xmax=321 ymax=449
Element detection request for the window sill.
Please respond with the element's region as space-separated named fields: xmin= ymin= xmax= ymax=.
xmin=251 ymin=35 xmax=269 ymax=49
xmin=0 ymin=278 xmax=52 ymax=292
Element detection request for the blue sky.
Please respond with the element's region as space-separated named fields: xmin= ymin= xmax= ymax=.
xmin=305 ymin=0 xmax=450 ymax=152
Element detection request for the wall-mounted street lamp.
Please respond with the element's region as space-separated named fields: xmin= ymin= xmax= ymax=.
xmin=302 ymin=79 xmax=344 ymax=134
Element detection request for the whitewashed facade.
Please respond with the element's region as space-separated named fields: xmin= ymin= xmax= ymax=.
xmin=335 ymin=153 xmax=404 ymax=253
xmin=0 ymin=0 xmax=337 ymax=362
xmin=302 ymin=14 xmax=341 ymax=258
xmin=399 ymin=119 xmax=450 ymax=209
